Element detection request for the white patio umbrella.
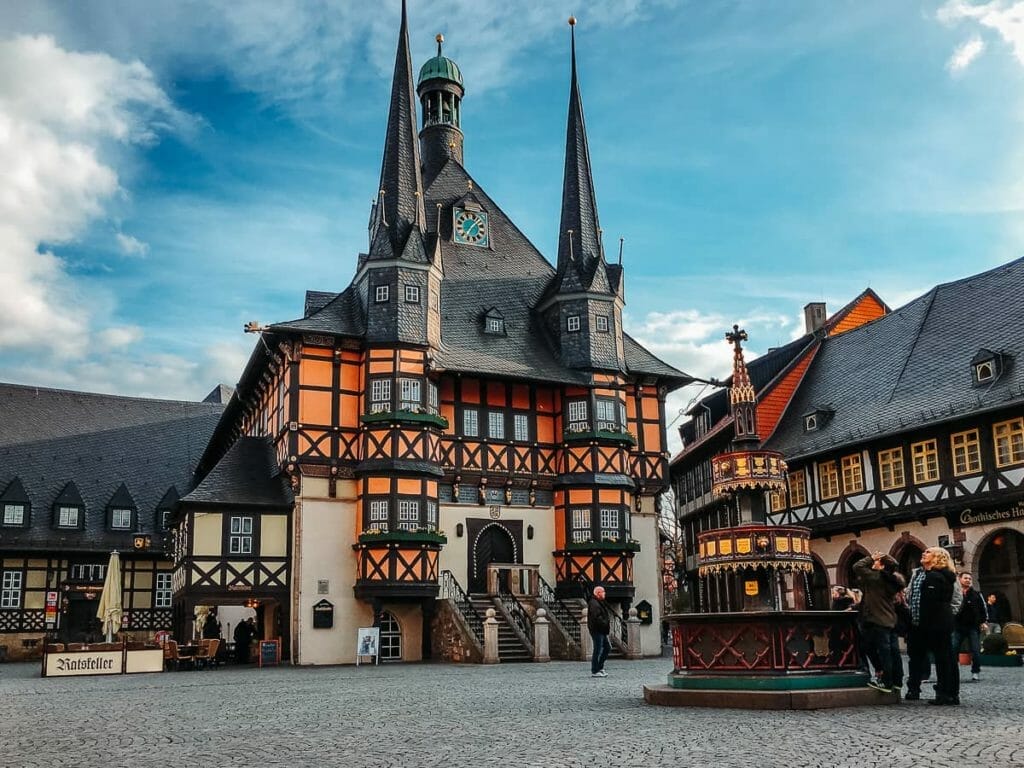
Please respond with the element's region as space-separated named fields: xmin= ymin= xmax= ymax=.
xmin=96 ymin=550 xmax=123 ymax=643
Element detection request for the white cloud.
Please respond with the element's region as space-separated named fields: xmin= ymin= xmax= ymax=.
xmin=947 ymin=35 xmax=986 ymax=71
xmin=0 ymin=35 xmax=186 ymax=358
xmin=98 ymin=325 xmax=143 ymax=348
xmin=939 ymin=1 xmax=1024 ymax=66
xmin=115 ymin=232 xmax=149 ymax=256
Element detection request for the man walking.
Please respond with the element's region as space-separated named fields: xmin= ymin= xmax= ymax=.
xmin=588 ymin=586 xmax=611 ymax=678
xmin=985 ymin=594 xmax=1003 ymax=635
xmin=952 ymin=572 xmax=988 ymax=682
xmin=853 ymin=552 xmax=904 ymax=693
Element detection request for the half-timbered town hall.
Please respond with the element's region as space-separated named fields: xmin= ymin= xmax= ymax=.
xmin=166 ymin=6 xmax=688 ymax=664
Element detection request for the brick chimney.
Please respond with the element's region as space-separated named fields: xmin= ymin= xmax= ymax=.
xmin=804 ymin=302 xmax=826 ymax=333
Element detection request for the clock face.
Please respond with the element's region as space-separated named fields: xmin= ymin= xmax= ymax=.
xmin=453 ymin=208 xmax=489 ymax=247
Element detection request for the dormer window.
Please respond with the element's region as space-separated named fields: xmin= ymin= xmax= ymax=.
xmin=111 ymin=508 xmax=133 ymax=529
xmin=971 ymin=349 xmax=1009 ymax=386
xmin=57 ymin=506 xmax=81 ymax=528
xmin=567 ymin=315 xmax=581 ymax=333
xmin=482 ymin=308 xmax=505 ymax=335
xmin=596 ymin=315 xmax=609 ymax=333
xmin=375 ymin=285 xmax=390 ymax=303
xmin=404 ymin=285 xmax=420 ymax=303
xmin=2 ymin=504 xmax=25 ymax=526
xmin=803 ymin=407 xmax=834 ymax=433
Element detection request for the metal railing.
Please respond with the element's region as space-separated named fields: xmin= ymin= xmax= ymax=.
xmin=537 ymin=574 xmax=581 ymax=645
xmin=439 ymin=570 xmax=484 ymax=646
xmin=496 ymin=586 xmax=534 ymax=654
xmin=576 ymin=575 xmax=627 ymax=650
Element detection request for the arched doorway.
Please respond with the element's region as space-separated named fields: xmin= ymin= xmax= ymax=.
xmin=806 ymin=557 xmax=830 ymax=609
xmin=469 ymin=523 xmax=517 ymax=593
xmin=837 ymin=543 xmax=869 ymax=587
xmin=977 ymin=529 xmax=1024 ymax=623
xmin=378 ymin=611 xmax=402 ymax=662
xmin=893 ymin=540 xmax=924 ymax=582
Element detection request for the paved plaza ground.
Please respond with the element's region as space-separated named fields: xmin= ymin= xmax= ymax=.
xmin=1 ymin=656 xmax=1022 ymax=768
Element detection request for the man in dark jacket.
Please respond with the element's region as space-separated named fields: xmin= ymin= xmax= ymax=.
xmin=853 ymin=552 xmax=904 ymax=693
xmin=587 ymin=586 xmax=611 ymax=678
xmin=952 ymin=572 xmax=988 ymax=682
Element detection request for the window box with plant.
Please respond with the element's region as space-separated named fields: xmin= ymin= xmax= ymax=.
xmin=360 ymin=409 xmax=449 ymax=429
xmin=561 ymin=538 xmax=641 ymax=553
xmin=356 ymin=528 xmax=448 ymax=546
xmin=562 ymin=428 xmax=636 ymax=445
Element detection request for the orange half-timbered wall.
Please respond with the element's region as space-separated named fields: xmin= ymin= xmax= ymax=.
xmin=239 ymin=345 xmax=294 ymax=468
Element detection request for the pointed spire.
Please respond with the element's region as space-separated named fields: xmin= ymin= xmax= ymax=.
xmin=726 ymin=325 xmax=760 ymax=445
xmin=556 ymin=17 xmax=605 ymax=283
xmin=374 ymin=0 xmax=427 ymax=259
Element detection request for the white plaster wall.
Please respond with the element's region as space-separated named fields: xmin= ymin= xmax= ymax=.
xmin=437 ymin=505 xmax=557 ymax=589
xmin=632 ymin=496 xmax=662 ymax=656
xmin=295 ymin=480 xmax=373 ymax=665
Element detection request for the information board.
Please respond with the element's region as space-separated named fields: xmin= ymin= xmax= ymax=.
xmin=258 ymin=639 xmax=280 ymax=668
xmin=355 ymin=627 xmax=380 ymax=666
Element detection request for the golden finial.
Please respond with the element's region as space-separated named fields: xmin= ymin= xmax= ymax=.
xmin=436 ymin=33 xmax=444 ymax=56
xmin=568 ymin=16 xmax=576 ymax=26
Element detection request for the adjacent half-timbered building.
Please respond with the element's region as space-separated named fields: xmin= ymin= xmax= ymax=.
xmin=180 ymin=7 xmax=689 ymax=664
xmin=0 ymin=383 xmax=224 ymax=660
xmin=673 ymin=258 xmax=1024 ymax=623
xmin=765 ymin=258 xmax=1024 ymax=622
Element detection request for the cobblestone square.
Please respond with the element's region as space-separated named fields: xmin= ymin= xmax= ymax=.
xmin=2 ymin=658 xmax=1022 ymax=768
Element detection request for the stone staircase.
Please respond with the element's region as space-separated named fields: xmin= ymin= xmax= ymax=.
xmin=469 ymin=596 xmax=533 ymax=662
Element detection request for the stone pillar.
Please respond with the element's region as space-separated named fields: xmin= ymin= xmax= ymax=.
xmin=483 ymin=608 xmax=499 ymax=664
xmin=626 ymin=607 xmax=642 ymax=659
xmin=580 ymin=607 xmax=592 ymax=662
xmin=533 ymin=608 xmax=550 ymax=663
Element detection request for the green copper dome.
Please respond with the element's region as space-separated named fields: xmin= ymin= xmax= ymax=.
xmin=418 ymin=36 xmax=463 ymax=86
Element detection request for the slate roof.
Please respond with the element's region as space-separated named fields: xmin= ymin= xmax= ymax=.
xmin=0 ymin=383 xmax=223 ymax=552
xmin=765 ymin=258 xmax=1024 ymax=460
xmin=180 ymin=436 xmax=293 ymax=508
xmin=271 ymin=159 xmax=688 ymax=387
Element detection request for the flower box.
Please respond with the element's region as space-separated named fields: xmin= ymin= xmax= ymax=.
xmin=356 ymin=530 xmax=447 ymax=546
xmin=562 ymin=429 xmax=636 ymax=445
xmin=560 ymin=539 xmax=641 ymax=553
xmin=360 ymin=410 xmax=448 ymax=429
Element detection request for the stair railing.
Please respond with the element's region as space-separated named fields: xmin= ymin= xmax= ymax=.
xmin=496 ymin=586 xmax=535 ymax=654
xmin=537 ymin=574 xmax=581 ymax=645
xmin=439 ymin=569 xmax=484 ymax=646
xmin=576 ymin=575 xmax=627 ymax=651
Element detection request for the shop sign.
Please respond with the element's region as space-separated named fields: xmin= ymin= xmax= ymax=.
xmin=948 ymin=501 xmax=1024 ymax=529
xmin=45 ymin=651 xmax=123 ymax=677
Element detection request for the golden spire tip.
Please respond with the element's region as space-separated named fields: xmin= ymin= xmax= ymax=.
xmin=568 ymin=15 xmax=576 ymax=26
xmin=436 ymin=33 xmax=444 ymax=43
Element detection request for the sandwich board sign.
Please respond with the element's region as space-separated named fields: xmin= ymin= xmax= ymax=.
xmin=356 ymin=627 xmax=380 ymax=666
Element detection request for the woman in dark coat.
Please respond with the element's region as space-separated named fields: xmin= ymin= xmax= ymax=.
xmin=918 ymin=547 xmax=959 ymax=705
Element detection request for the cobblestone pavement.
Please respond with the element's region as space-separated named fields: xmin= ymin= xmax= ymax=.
xmin=2 ymin=657 xmax=1022 ymax=768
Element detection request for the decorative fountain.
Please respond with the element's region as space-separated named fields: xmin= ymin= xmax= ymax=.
xmin=645 ymin=327 xmax=890 ymax=709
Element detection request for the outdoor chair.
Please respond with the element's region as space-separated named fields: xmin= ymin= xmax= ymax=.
xmin=163 ymin=640 xmax=190 ymax=671
xmin=1003 ymin=623 xmax=1024 ymax=652
xmin=194 ymin=638 xmax=220 ymax=669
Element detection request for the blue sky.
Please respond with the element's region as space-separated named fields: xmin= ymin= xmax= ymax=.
xmin=1 ymin=1 xmax=1023 ymax=447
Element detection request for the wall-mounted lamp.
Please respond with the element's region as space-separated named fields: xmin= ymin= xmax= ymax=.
xmin=456 ymin=523 xmax=464 ymax=538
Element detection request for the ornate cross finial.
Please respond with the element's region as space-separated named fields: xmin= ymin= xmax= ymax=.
xmin=725 ymin=324 xmax=748 ymax=351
